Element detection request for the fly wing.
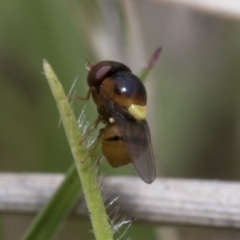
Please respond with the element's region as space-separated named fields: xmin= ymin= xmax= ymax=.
xmin=104 ymin=100 xmax=156 ymax=184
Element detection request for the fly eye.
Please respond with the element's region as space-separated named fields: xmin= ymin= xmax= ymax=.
xmin=96 ymin=66 xmax=112 ymax=80
xmin=87 ymin=61 xmax=131 ymax=88
xmin=87 ymin=62 xmax=112 ymax=87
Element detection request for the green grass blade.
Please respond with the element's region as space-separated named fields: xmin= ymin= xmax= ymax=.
xmin=139 ymin=47 xmax=162 ymax=82
xmin=21 ymin=164 xmax=81 ymax=240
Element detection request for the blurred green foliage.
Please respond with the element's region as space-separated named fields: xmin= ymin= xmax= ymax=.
xmin=1 ymin=0 xmax=240 ymax=239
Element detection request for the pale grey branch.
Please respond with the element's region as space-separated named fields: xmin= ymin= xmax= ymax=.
xmin=0 ymin=173 xmax=240 ymax=229
xmin=151 ymin=0 xmax=240 ymax=20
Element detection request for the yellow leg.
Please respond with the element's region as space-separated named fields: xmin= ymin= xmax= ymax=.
xmin=80 ymin=128 xmax=104 ymax=164
xmin=79 ymin=116 xmax=101 ymax=146
xmin=95 ymin=154 xmax=103 ymax=166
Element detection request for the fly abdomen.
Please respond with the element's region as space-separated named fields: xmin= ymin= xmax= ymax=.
xmin=101 ymin=124 xmax=131 ymax=167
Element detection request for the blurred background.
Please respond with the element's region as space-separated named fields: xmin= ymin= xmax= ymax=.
xmin=1 ymin=0 xmax=240 ymax=239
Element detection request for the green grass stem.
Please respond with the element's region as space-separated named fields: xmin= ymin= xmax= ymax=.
xmin=40 ymin=60 xmax=113 ymax=240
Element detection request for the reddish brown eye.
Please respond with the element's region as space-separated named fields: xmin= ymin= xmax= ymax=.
xmin=87 ymin=61 xmax=131 ymax=88
xmin=87 ymin=62 xmax=112 ymax=87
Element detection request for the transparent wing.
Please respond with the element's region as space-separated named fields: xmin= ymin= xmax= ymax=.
xmin=105 ymin=100 xmax=156 ymax=184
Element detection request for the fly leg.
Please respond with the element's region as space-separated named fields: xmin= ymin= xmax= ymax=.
xmin=66 ymin=88 xmax=97 ymax=144
xmin=79 ymin=115 xmax=101 ymax=146
xmin=67 ymin=88 xmax=91 ymax=101
xmin=89 ymin=128 xmax=104 ymax=166
xmin=95 ymin=154 xmax=103 ymax=167
xmin=81 ymin=128 xmax=104 ymax=164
